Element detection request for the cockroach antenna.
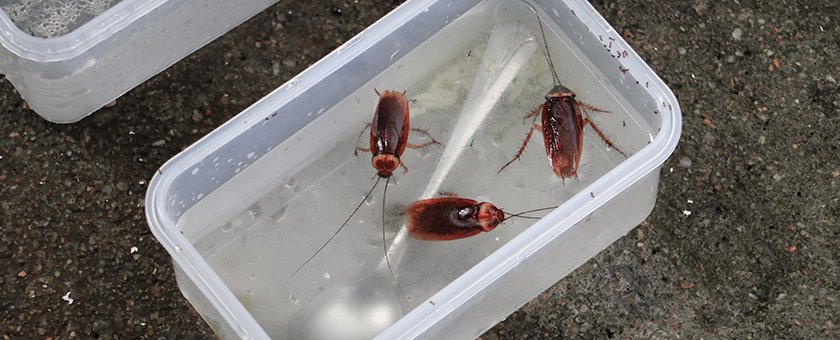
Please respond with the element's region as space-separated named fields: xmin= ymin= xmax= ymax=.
xmin=521 ymin=0 xmax=560 ymax=87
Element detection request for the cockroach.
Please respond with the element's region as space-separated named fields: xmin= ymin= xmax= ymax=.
xmin=498 ymin=1 xmax=627 ymax=180
xmin=291 ymin=90 xmax=440 ymax=285
xmin=405 ymin=195 xmax=556 ymax=241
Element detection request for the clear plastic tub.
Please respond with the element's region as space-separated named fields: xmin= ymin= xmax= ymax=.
xmin=0 ymin=0 xmax=278 ymax=123
xmin=145 ymin=0 xmax=681 ymax=338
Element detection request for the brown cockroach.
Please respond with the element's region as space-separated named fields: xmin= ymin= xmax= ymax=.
xmin=498 ymin=1 xmax=627 ymax=180
xmin=405 ymin=195 xmax=556 ymax=241
xmin=292 ymin=90 xmax=439 ymax=281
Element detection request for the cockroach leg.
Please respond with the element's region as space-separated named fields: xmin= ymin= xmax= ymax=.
xmin=582 ymin=118 xmax=627 ymax=158
xmin=353 ymin=123 xmax=372 ymax=156
xmin=406 ymin=140 xmax=440 ymax=149
xmin=498 ymin=124 xmax=541 ymax=174
xmin=398 ymin=161 xmax=408 ymax=174
xmin=354 ymin=146 xmax=371 ymax=156
xmin=407 ymin=127 xmax=443 ymax=148
xmin=523 ymin=104 xmax=543 ymax=121
xmin=575 ymin=100 xmax=610 ymax=114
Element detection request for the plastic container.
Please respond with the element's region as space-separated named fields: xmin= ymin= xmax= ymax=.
xmin=0 ymin=0 xmax=278 ymax=123
xmin=145 ymin=0 xmax=681 ymax=338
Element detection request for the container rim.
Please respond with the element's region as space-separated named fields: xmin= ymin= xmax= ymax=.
xmin=0 ymin=0 xmax=168 ymax=62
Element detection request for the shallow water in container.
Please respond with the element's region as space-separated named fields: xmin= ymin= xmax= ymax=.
xmin=177 ymin=1 xmax=652 ymax=338
xmin=1 ymin=0 xmax=121 ymax=38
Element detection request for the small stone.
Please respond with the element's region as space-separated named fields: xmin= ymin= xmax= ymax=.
xmin=191 ymin=110 xmax=202 ymax=122
xmin=703 ymin=132 xmax=717 ymax=144
xmin=758 ymin=135 xmax=766 ymax=144
xmin=725 ymin=55 xmax=736 ymax=63
xmin=786 ymin=245 xmax=797 ymax=252
xmin=827 ymin=75 xmax=837 ymax=84
xmin=151 ymin=140 xmax=166 ymax=147
xmin=18 ymin=270 xmax=27 ymax=278
xmin=773 ymin=173 xmax=783 ymax=181
xmin=272 ymin=61 xmax=281 ymax=76
xmin=104 ymin=99 xmax=117 ymax=108
xmin=150 ymin=285 xmax=162 ymax=297
xmin=678 ymin=157 xmax=692 ymax=168
xmin=732 ymin=28 xmax=743 ymax=41
xmin=678 ymin=47 xmax=686 ymax=55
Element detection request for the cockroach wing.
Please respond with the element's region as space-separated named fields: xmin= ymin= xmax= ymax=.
xmin=371 ymin=91 xmax=410 ymax=157
xmin=405 ymin=198 xmax=484 ymax=241
xmin=542 ymin=96 xmax=585 ymax=178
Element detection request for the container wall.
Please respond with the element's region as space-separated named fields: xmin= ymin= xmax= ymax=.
xmin=172 ymin=262 xmax=239 ymax=339
xmin=0 ymin=0 xmax=278 ymax=123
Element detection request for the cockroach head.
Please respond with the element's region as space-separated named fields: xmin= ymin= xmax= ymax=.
xmin=372 ymin=154 xmax=399 ymax=178
xmin=546 ymin=84 xmax=575 ymax=101
xmin=476 ymin=202 xmax=504 ymax=232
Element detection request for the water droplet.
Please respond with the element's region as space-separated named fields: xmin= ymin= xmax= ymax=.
xmin=248 ymin=205 xmax=262 ymax=219
xmin=272 ymin=205 xmax=288 ymax=223
xmin=323 ymin=272 xmax=330 ymax=280
xmin=174 ymin=245 xmax=182 ymax=253
xmin=246 ymin=152 xmax=256 ymax=160
xmin=289 ymin=294 xmax=299 ymax=304
xmin=248 ymin=259 xmax=254 ymax=265
xmin=364 ymin=194 xmax=375 ymax=206
xmin=191 ymin=168 xmax=200 ymax=175
xmin=514 ymin=181 xmax=526 ymax=190
xmin=220 ymin=223 xmax=233 ymax=233
xmin=357 ymin=219 xmax=365 ymax=224
xmin=390 ymin=50 xmax=400 ymax=60
xmin=249 ymin=273 xmax=257 ymax=280
xmin=246 ymin=289 xmax=254 ymax=295
xmin=285 ymin=177 xmax=298 ymax=190
xmin=196 ymin=193 xmax=204 ymax=200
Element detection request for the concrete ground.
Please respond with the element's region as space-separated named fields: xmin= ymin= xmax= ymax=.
xmin=1 ymin=0 xmax=837 ymax=338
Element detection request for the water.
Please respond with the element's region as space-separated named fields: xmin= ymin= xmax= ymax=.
xmin=178 ymin=1 xmax=652 ymax=338
xmin=1 ymin=0 xmax=122 ymax=38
